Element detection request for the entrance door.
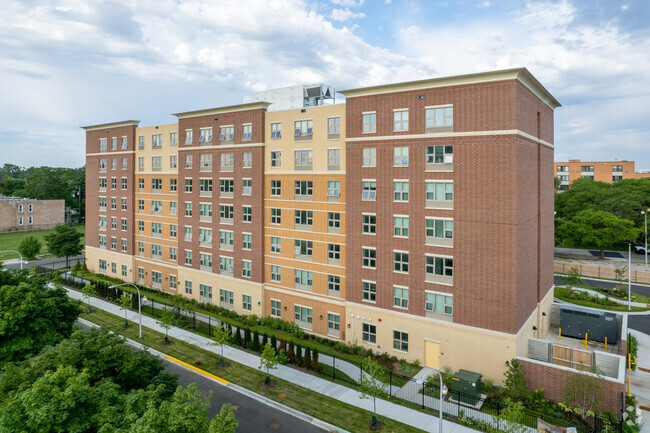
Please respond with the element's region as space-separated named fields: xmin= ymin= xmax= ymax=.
xmin=425 ymin=340 xmax=440 ymax=369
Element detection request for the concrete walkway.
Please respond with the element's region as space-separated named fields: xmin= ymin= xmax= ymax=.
xmin=65 ymin=287 xmax=478 ymax=433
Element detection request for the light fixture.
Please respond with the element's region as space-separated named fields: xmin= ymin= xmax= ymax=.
xmin=542 ymin=312 xmax=547 ymax=316
xmin=214 ymin=117 xmax=218 ymax=121
xmin=284 ymin=306 xmax=287 ymax=311
xmin=347 ymin=324 xmax=351 ymax=328
xmin=258 ymin=301 xmax=261 ymax=306
xmin=319 ymin=315 xmax=323 ymax=320
xmin=533 ymin=326 xmax=538 ymax=331
xmin=418 ymin=95 xmax=425 ymax=99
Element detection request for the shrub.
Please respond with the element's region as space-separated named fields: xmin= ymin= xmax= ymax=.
xmin=252 ymin=330 xmax=261 ymax=351
xmin=262 ymin=333 xmax=269 ymax=349
xmin=312 ymin=349 xmax=320 ymax=371
xmin=277 ymin=349 xmax=290 ymax=365
xmin=232 ymin=327 xmax=242 ymax=346
xmin=295 ymin=343 xmax=303 ymax=366
xmin=390 ymin=356 xmax=398 ymax=363
xmin=270 ymin=335 xmax=277 ymax=351
xmin=287 ymin=342 xmax=295 ymax=363
xmin=380 ymin=352 xmax=389 ymax=361
xmin=304 ymin=347 xmax=312 ymax=370
xmin=413 ymin=359 xmax=420 ymax=369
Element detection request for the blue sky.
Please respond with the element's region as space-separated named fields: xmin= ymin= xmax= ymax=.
xmin=1 ymin=0 xmax=649 ymax=170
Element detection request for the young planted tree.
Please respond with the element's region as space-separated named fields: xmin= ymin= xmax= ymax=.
xmin=118 ymin=293 xmax=132 ymax=328
xmin=358 ymin=356 xmax=386 ymax=428
xmin=563 ymin=364 xmax=604 ymax=420
xmin=564 ymin=267 xmax=583 ymax=287
xmin=258 ymin=342 xmax=278 ymax=386
xmin=503 ymin=359 xmax=530 ymax=402
xmin=208 ymin=403 xmax=239 ymax=433
xmin=494 ymin=398 xmax=527 ymax=433
xmin=157 ymin=306 xmax=175 ymax=344
xmin=18 ymin=235 xmax=41 ymax=260
xmin=211 ymin=324 xmax=232 ymax=367
xmin=81 ymin=283 xmax=97 ymax=313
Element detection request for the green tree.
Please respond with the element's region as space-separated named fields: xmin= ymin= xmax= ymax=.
xmin=358 ymin=356 xmax=386 ymax=427
xmin=24 ymin=167 xmax=74 ymax=206
xmin=494 ymin=398 xmax=527 ymax=433
xmin=559 ymin=209 xmax=640 ymax=258
xmin=157 ymin=306 xmax=175 ymax=344
xmin=0 ymin=280 xmax=81 ymax=365
xmin=503 ymin=359 xmax=530 ymax=402
xmin=211 ymin=324 xmax=232 ymax=367
xmin=208 ymin=403 xmax=239 ymax=433
xmin=564 ymin=266 xmax=583 ymax=286
xmin=563 ymin=364 xmax=604 ymax=420
xmin=258 ymin=342 xmax=278 ymax=386
xmin=18 ymin=235 xmax=41 ymax=260
xmin=118 ymin=292 xmax=132 ymax=328
xmin=44 ymin=223 xmax=83 ymax=267
xmin=81 ymin=283 xmax=97 ymax=313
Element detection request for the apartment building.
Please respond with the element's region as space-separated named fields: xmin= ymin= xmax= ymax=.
xmin=554 ymin=159 xmax=635 ymax=190
xmin=84 ymin=68 xmax=559 ymax=381
xmin=0 ymin=196 xmax=65 ymax=233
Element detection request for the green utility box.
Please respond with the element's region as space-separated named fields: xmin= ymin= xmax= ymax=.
xmin=450 ymin=369 xmax=482 ymax=404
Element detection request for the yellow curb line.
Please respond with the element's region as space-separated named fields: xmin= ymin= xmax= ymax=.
xmin=165 ymin=355 xmax=230 ymax=385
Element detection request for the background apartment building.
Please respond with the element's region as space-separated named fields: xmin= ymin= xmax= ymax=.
xmin=0 ymin=196 xmax=64 ymax=233
xmin=555 ymin=159 xmax=650 ymax=191
xmin=84 ymin=68 xmax=559 ymax=382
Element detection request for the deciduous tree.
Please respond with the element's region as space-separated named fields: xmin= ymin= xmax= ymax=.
xmin=18 ymin=235 xmax=41 ymax=260
xmin=358 ymin=356 xmax=386 ymax=427
xmin=44 ymin=223 xmax=83 ymax=267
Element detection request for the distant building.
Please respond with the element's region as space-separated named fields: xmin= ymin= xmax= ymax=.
xmin=555 ymin=159 xmax=650 ymax=191
xmin=0 ymin=197 xmax=65 ymax=233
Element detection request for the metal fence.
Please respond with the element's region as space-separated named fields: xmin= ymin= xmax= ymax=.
xmin=555 ymin=260 xmax=650 ymax=284
xmin=55 ymin=272 xmax=622 ymax=433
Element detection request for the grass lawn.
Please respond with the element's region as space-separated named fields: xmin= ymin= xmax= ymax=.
xmin=0 ymin=224 xmax=85 ymax=261
xmin=81 ymin=306 xmax=427 ymax=433
xmin=554 ymin=287 xmax=649 ymax=312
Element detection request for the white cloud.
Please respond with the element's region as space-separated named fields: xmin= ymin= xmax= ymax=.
xmin=331 ymin=8 xmax=366 ymax=21
xmin=479 ymin=1 xmax=492 ymax=8
xmin=331 ymin=0 xmax=365 ymax=7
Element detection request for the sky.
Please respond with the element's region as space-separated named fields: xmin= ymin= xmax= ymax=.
xmin=0 ymin=0 xmax=649 ymax=170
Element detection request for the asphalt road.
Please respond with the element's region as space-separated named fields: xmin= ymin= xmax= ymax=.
xmin=554 ymin=274 xmax=650 ymax=298
xmin=1 ymin=254 xmax=85 ymax=271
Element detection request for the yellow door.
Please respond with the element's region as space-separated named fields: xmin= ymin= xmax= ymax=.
xmin=425 ymin=340 xmax=440 ymax=369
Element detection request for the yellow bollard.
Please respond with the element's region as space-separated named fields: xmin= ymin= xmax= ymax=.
xmin=628 ymin=377 xmax=631 ymax=396
xmin=584 ymin=333 xmax=588 ymax=348
xmin=628 ymin=353 xmax=632 ymax=370
xmin=605 ymin=337 xmax=607 ymax=352
xmin=558 ymin=328 xmax=561 ymax=342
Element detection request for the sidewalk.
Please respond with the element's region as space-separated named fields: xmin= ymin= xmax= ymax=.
xmin=65 ymin=287 xmax=478 ymax=433
xmin=628 ymin=329 xmax=650 ymax=433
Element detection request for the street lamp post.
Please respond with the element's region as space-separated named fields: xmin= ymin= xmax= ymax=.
xmin=628 ymin=243 xmax=632 ymax=311
xmin=0 ymin=250 xmax=24 ymax=270
xmin=642 ymin=209 xmax=649 ymax=270
xmin=436 ymin=369 xmax=449 ymax=433
xmin=109 ymin=283 xmax=143 ymax=338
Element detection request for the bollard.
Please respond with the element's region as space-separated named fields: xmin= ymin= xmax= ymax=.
xmin=558 ymin=328 xmax=561 ymax=342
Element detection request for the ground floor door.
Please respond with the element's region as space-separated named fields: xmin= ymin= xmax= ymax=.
xmin=425 ymin=340 xmax=440 ymax=369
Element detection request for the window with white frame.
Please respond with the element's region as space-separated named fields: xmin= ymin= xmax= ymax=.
xmin=121 ymin=177 xmax=127 ymax=190
xmin=122 ymin=136 xmax=128 ymax=149
xmin=363 ymin=281 xmax=376 ymax=302
xmin=328 ymin=244 xmax=340 ymax=263
xmin=242 ymin=152 xmax=252 ymax=168
xmin=362 ymin=214 xmax=376 ymax=234
xmin=294 ymin=119 xmax=313 ymax=138
xmin=394 ymin=251 xmax=409 ymax=273
xmin=99 ymin=177 xmax=107 ymax=190
xmin=425 ymin=182 xmax=454 ymax=208
xmin=328 ymin=148 xmax=340 ymax=170
xmin=271 ymin=208 xmax=281 ymax=225
xmin=138 ymin=135 xmax=145 ymax=149
xmin=99 ymin=259 xmax=107 ymax=272
xmin=219 ymin=257 xmax=234 ymax=273
xmin=294 ymin=270 xmax=313 ymax=290
xmin=184 ymin=250 xmax=192 ymax=265
xmin=425 ymin=293 xmax=453 ymax=315
xmin=425 ymin=106 xmax=453 ymax=131
xmin=393 ymin=109 xmax=409 ymax=131
xmin=111 ymin=137 xmax=117 ymax=150
xmin=185 ymin=154 xmax=192 ymax=168
xmin=185 ymin=129 xmax=193 ymax=145
xmin=270 ymin=151 xmax=281 ymax=167
xmin=122 ymin=264 xmax=128 ymax=276
xmin=294 ymin=305 xmax=313 ymax=327
xmin=151 ymin=244 xmax=162 ymax=259
xmin=242 ymin=178 xmax=252 ymax=195
xmin=394 ymin=181 xmax=409 ymax=201
xmin=425 ymin=255 xmax=453 ymax=281
xmin=294 ymin=239 xmax=313 ymax=258
xmin=362 ymin=148 xmax=376 ymax=167
xmin=184 ymin=178 xmax=192 ymax=192
xmin=294 ymin=180 xmax=313 ymax=199
xmin=219 ymin=126 xmax=234 ymax=141
xmin=99 ymin=158 xmax=107 ymax=171
xmin=242 ymin=206 xmax=252 ymax=222
xmin=170 ymin=247 xmax=177 ymax=261
xmin=138 ymin=242 xmax=144 ymax=256
xmin=271 ymin=180 xmax=281 ymax=196
xmin=327 ymin=181 xmax=340 ymax=198
xmin=393 ymin=286 xmax=409 ymax=309
xmin=394 ymin=216 xmax=409 ymax=237
xmin=294 ymin=210 xmax=312 ymax=228
xmin=393 ymin=146 xmax=409 ymax=166
xmin=362 ymin=181 xmax=376 ymax=200
xmin=200 ymin=178 xmax=213 ymax=194
xmin=170 ymin=275 xmax=177 ymax=289
xmin=199 ymin=228 xmax=213 ymax=245
xmin=200 ymin=154 xmax=213 ymax=170
xmin=199 ymin=127 xmax=213 ymax=143
xmin=98 ymin=234 xmax=106 ymax=248
xmin=426 ymin=145 xmax=453 ymax=165
xmin=111 ymin=158 xmax=117 ymax=170
xmin=184 ymin=202 xmax=192 ymax=216
xmin=185 ymin=280 xmax=193 ymax=295
xmin=220 ymin=205 xmax=234 ymax=222
xmin=200 ymin=284 xmax=213 ymax=300
xmin=121 ymin=218 xmax=127 ymax=231
xmin=170 ymin=132 xmax=177 ymax=146
xmin=328 ymin=212 xmax=340 ymax=232
xmin=152 ymin=133 xmax=162 ymax=148
xmin=184 ymin=226 xmax=192 ymax=241
xmin=362 ymin=247 xmax=376 ymax=268
xmin=393 ymin=330 xmax=408 ymax=352
xmin=199 ymin=253 xmax=212 ymax=270
xmin=328 ymin=275 xmax=340 ymax=295
xmin=362 ymin=323 xmax=376 ymax=343
xmin=328 ymin=117 xmax=340 ymax=138
xmin=220 ymin=153 xmax=234 ymax=170
xmin=294 ymin=150 xmax=313 ymax=170
xmin=219 ymin=230 xmax=233 ymax=248
xmin=169 ymin=202 xmax=177 ymax=216
xmin=271 ymin=122 xmax=281 ymax=139
xmin=328 ymin=313 xmax=340 ymax=335
xmin=270 ymin=237 xmax=281 ymax=253
xmin=362 ymin=113 xmax=376 ymax=133
xmin=99 ymin=138 xmax=107 ymax=151
xmin=271 ymin=300 xmax=281 ymax=317
xmin=121 ymin=239 xmax=127 ymax=252
xmin=170 ymin=178 xmax=177 ymax=192
xmin=242 ymin=260 xmax=252 ymax=278
xmin=271 ymin=265 xmax=281 ymax=282
xmin=242 ymin=295 xmax=252 ymax=311
xmin=242 ymin=233 xmax=252 ymax=250
xmin=152 ymin=178 xmax=162 ymax=193
xmin=242 ymin=124 xmax=252 ymax=141
xmin=170 ymin=224 xmax=177 ymax=238
xmin=121 ymin=157 xmax=127 ymax=170
xmin=200 ymin=203 xmax=212 ymax=220
xmin=426 ymin=219 xmax=453 ymax=243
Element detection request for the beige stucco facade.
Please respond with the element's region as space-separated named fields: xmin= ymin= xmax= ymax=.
xmin=86 ymin=245 xmax=135 ymax=282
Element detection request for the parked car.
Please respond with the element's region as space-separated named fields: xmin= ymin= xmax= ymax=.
xmin=634 ymin=245 xmax=648 ymax=255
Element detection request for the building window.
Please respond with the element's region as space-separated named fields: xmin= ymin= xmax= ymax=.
xmin=219 ymin=126 xmax=234 ymax=142
xmin=18 ymin=217 xmax=23 ymax=225
xmin=393 ymin=330 xmax=408 ymax=352
xmin=200 ymin=154 xmax=213 ymax=170
xmin=394 ymin=146 xmax=409 ymax=166
xmin=219 ymin=230 xmax=233 ymax=249
xmin=242 ymin=152 xmax=252 ymax=168
xmin=271 ymin=180 xmax=281 ymax=196
xmin=170 ymin=275 xmax=177 ymax=289
xmin=557 ymin=165 xmax=569 ymax=172
xmin=394 ymin=181 xmax=409 ymax=202
xmin=170 ymin=202 xmax=177 ymax=216
xmin=170 ymin=247 xmax=177 ymax=261
xmin=425 ymin=106 xmax=453 ymax=131
xmin=111 ymin=158 xmax=117 ymax=170
xmin=294 ymin=270 xmax=313 ymax=290
xmin=426 ymin=219 xmax=453 ymax=243
xmin=185 ymin=129 xmax=193 ymax=145
xmin=328 ymin=314 xmax=340 ymax=336
xmin=294 ymin=150 xmax=313 ymax=170
xmin=328 ymin=117 xmax=340 ymax=139
xmin=271 ymin=208 xmax=281 ymax=225
xmin=242 ymin=233 xmax=252 ymax=250
xmin=111 ymin=137 xmax=117 ymax=150
xmin=138 ymin=221 xmax=144 ymax=235
xmin=169 ymin=178 xmax=177 ymax=192
xmin=170 ymin=224 xmax=177 ymax=238
xmin=152 ymin=133 xmax=162 ymax=148
xmin=121 ymin=177 xmax=127 ymax=190
xmin=581 ymin=166 xmax=594 ymax=172
xmin=170 ymin=132 xmax=177 ymax=146
xmin=558 ymin=175 xmax=569 ymax=182
xmin=138 ymin=242 xmax=144 ymax=256
xmin=271 ymin=122 xmax=281 ymax=139
xmin=294 ymin=240 xmax=313 ymax=258
xmin=152 ymin=244 xmax=162 ymax=259
xmin=327 ymin=181 xmax=340 ymax=198
xmin=185 ymin=178 xmax=192 ymax=193
xmin=152 ymin=178 xmax=162 ymax=193
xmin=362 ymin=181 xmax=376 ymax=200
xmin=99 ymin=197 xmax=107 ymax=210
xmin=362 ymin=248 xmax=376 ymax=268
xmin=328 ymin=244 xmax=340 ymax=263
xmin=270 ymin=237 xmax=281 ymax=253
xmin=121 ymin=239 xmax=127 ymax=251
xmin=120 ymin=198 xmax=127 ymax=211
xmin=138 ymin=157 xmax=144 ymax=171
xmin=184 ymin=226 xmax=192 ymax=242
xmin=121 ymin=158 xmax=127 ymax=170
xmin=199 ymin=228 xmax=213 ymax=246
xmin=199 ymin=127 xmax=212 ymax=143
xmin=425 ymin=293 xmax=453 ymax=315
xmin=99 ymin=138 xmax=107 ymax=152
xmin=98 ymin=235 xmax=107 ymax=248
xmin=242 ymin=206 xmax=252 ymax=222
xmin=425 ymin=255 xmax=453 ymax=282
xmin=199 ymin=203 xmax=212 ymax=220
xmin=394 ymin=251 xmax=409 ymax=273
xmin=393 ymin=286 xmax=409 ymax=309
xmin=362 ymin=113 xmax=376 ymax=133
xmin=328 ymin=275 xmax=340 ymax=295
xmin=151 ymin=270 xmax=162 ymax=287
xmin=271 ymin=151 xmax=281 ymax=167
xmin=362 ymin=323 xmax=376 ymax=344
xmin=242 ymin=178 xmax=252 ymax=195
xmin=242 ymin=295 xmax=252 ymax=311
xmin=613 ymin=175 xmax=623 ymax=182
xmin=294 ymin=210 xmax=313 ymax=228
xmin=138 ymin=135 xmax=145 ymax=149
xmin=426 ymin=145 xmax=453 ymax=165
xmin=242 ymin=124 xmax=252 ymax=141
xmin=184 ymin=250 xmax=192 ymax=265
xmin=99 ymin=177 xmax=107 ymax=191
xmin=185 ymin=154 xmax=193 ymax=169
xmin=219 ymin=257 xmax=234 ymax=273
xmin=271 ymin=265 xmax=281 ymax=282
xmin=271 ymin=300 xmax=281 ymax=317
xmin=294 ymin=180 xmax=313 ymax=199
xmin=220 ymin=153 xmax=234 ymax=171
xmin=328 ymin=148 xmax=340 ymax=170
xmin=121 ymin=136 xmax=128 ymax=149
xmin=201 ymin=178 xmax=214 ymax=195
xmin=185 ymin=280 xmax=193 ymax=295
xmin=393 ymin=109 xmax=409 ymax=131
xmin=294 ymin=305 xmax=313 ymax=326
xmin=363 ymin=281 xmax=376 ymax=302
xmin=612 ymin=165 xmax=623 ymax=172
xmin=111 ymin=177 xmax=117 ymax=190
xmin=242 ymin=260 xmax=252 ymax=278
xmin=220 ymin=205 xmax=234 ymax=223
xmin=99 ymin=259 xmax=107 ymax=272
xmin=121 ymin=218 xmax=127 ymax=231
xmin=121 ymin=264 xmax=128 ymax=277
xmin=328 ymin=212 xmax=340 ymax=232
xmin=362 ymin=214 xmax=376 ymax=234
xmin=362 ymin=148 xmax=376 ymax=167
xmin=294 ymin=119 xmax=313 ymax=139
xmin=110 ymin=215 xmax=116 ymax=227
xmin=394 ymin=216 xmax=409 ymax=238
xmin=426 ymin=182 xmax=454 ymax=208
xmin=184 ymin=202 xmax=192 ymax=217
xmin=200 ymin=284 xmax=213 ymax=300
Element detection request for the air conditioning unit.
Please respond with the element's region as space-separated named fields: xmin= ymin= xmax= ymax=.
xmin=199 ymin=136 xmax=204 ymax=142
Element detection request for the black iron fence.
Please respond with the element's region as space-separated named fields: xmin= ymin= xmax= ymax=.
xmin=55 ymin=272 xmax=621 ymax=433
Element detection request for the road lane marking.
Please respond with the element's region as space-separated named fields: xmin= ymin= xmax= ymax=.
xmin=165 ymin=355 xmax=230 ymax=385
